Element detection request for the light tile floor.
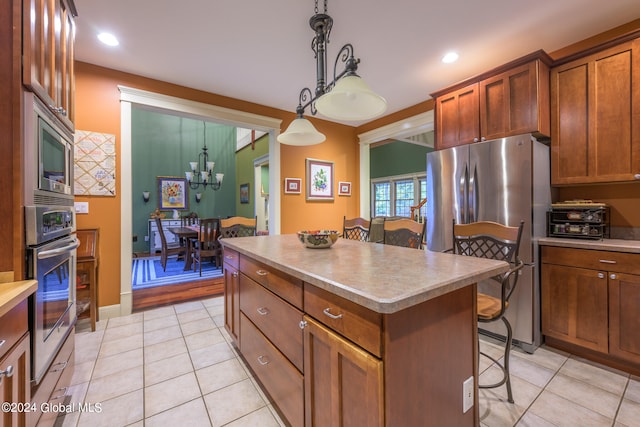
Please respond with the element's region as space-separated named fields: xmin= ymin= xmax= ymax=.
xmin=59 ymin=296 xmax=640 ymax=426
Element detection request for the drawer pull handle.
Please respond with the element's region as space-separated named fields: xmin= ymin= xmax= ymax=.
xmin=257 ymin=355 xmax=269 ymax=365
xmin=0 ymin=365 xmax=14 ymax=380
xmin=599 ymin=259 xmax=617 ymax=264
xmin=610 ymin=274 xmax=617 ymax=280
xmin=256 ymin=270 xmax=268 ymax=276
xmin=257 ymin=307 xmax=269 ymax=316
xmin=299 ymin=320 xmax=308 ymax=329
xmin=225 ymin=255 xmax=235 ymax=260
xmin=232 ymin=271 xmax=238 ymax=278
xmin=51 ymin=360 xmax=68 ymax=372
xmin=598 ymin=272 xmax=605 ymax=279
xmin=323 ymin=308 xmax=343 ymax=320
xmin=51 ymin=387 xmax=68 ymax=401
xmin=0 ymin=339 xmax=5 ymax=349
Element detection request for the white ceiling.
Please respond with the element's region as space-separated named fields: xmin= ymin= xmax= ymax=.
xmin=74 ymin=0 xmax=640 ymax=127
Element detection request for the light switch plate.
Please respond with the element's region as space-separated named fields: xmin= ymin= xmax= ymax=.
xmin=463 ymin=376 xmax=474 ymax=413
xmin=75 ymin=202 xmax=89 ymax=214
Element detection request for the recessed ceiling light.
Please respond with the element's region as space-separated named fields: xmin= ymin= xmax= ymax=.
xmin=98 ymin=32 xmax=119 ymax=47
xmin=442 ymin=52 xmax=459 ymax=64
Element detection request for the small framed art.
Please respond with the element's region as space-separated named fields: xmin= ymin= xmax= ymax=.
xmin=338 ymin=181 xmax=352 ymax=196
xmin=284 ymin=178 xmax=302 ymax=194
xmin=157 ymin=176 xmax=188 ymax=210
xmin=306 ymin=158 xmax=334 ymax=201
xmin=240 ymin=183 xmax=250 ymax=203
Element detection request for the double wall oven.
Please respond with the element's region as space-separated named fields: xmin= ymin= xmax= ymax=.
xmin=24 ymin=92 xmax=78 ymax=384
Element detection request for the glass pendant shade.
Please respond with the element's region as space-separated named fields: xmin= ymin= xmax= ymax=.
xmin=277 ymin=116 xmax=326 ymax=146
xmin=315 ymin=75 xmax=387 ymax=121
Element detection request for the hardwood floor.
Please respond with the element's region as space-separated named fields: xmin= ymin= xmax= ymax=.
xmin=132 ymin=276 xmax=224 ymax=311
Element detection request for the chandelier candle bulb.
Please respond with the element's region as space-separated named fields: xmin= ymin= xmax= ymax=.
xmin=189 ymin=162 xmax=198 ymax=171
xmin=207 ymin=161 xmax=215 ymax=172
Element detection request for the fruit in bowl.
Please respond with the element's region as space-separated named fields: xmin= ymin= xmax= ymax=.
xmin=297 ymin=230 xmax=340 ymax=249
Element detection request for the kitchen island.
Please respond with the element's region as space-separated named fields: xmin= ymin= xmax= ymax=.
xmin=221 ymin=234 xmax=509 ymax=426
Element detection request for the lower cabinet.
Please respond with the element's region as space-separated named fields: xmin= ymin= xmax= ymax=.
xmin=303 ymin=316 xmax=383 ymax=427
xmin=541 ymin=246 xmax=640 ymax=367
xmin=229 ymin=251 xmax=478 ymax=426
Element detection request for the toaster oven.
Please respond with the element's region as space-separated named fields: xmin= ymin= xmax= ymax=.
xmin=547 ymin=201 xmax=609 ymax=240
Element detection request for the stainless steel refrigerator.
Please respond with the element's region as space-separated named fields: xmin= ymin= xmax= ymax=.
xmin=426 ymin=134 xmax=550 ymax=353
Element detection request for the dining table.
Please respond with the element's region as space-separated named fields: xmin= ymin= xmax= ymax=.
xmin=168 ymin=226 xmax=199 ymax=271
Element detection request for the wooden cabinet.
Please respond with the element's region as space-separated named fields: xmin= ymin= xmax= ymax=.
xmin=223 ymin=249 xmax=240 ymax=344
xmin=433 ymin=51 xmax=551 ymax=150
xmin=76 ymin=229 xmax=99 ymax=331
xmin=303 ymin=316 xmax=383 ymax=427
xmin=22 ymin=0 xmax=77 ymax=131
xmin=0 ymin=301 xmax=30 ymax=427
xmin=541 ymin=246 xmax=640 ymax=368
xmin=550 ymin=38 xmax=640 ymax=184
xmin=227 ymin=249 xmax=478 ymax=426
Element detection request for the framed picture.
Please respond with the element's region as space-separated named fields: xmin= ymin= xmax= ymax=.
xmin=157 ymin=176 xmax=188 ymax=210
xmin=306 ymin=158 xmax=334 ymax=201
xmin=284 ymin=178 xmax=302 ymax=194
xmin=338 ymin=181 xmax=352 ymax=196
xmin=240 ymin=183 xmax=250 ymax=204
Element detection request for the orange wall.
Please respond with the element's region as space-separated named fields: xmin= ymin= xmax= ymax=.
xmin=75 ymin=62 xmax=360 ymax=307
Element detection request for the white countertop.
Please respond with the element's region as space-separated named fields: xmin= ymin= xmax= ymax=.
xmin=538 ymin=237 xmax=640 ymax=253
xmin=221 ymin=234 xmax=509 ymax=314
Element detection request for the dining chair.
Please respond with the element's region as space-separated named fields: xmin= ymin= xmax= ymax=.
xmin=343 ymin=216 xmax=370 ymax=241
xmin=450 ymin=219 xmax=525 ymax=403
xmin=178 ymin=212 xmax=199 ymax=247
xmin=219 ymin=216 xmax=257 ymax=239
xmin=191 ymin=218 xmax=220 ymax=276
xmin=155 ymin=217 xmax=185 ymax=271
xmin=382 ymin=218 xmax=426 ymax=249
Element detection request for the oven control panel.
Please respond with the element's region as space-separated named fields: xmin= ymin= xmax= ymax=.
xmin=25 ymin=205 xmax=76 ymax=246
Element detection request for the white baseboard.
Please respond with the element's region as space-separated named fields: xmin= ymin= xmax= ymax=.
xmin=98 ymin=304 xmax=122 ymax=319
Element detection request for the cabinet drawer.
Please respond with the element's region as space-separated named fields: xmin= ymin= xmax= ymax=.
xmin=31 ymin=332 xmax=74 ymax=419
xmin=542 ymin=246 xmax=640 ymax=274
xmin=240 ymin=313 xmax=303 ymax=427
xmin=222 ymin=248 xmax=240 ymax=269
xmin=240 ymin=274 xmax=304 ymax=371
xmin=0 ymin=299 xmax=28 ymax=359
xmin=240 ymin=256 xmax=303 ymax=309
xmin=304 ymin=284 xmax=382 ymax=358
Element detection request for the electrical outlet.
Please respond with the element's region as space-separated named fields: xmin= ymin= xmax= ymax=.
xmin=144 ymin=235 xmax=149 ymax=242
xmin=463 ymin=376 xmax=474 ymax=413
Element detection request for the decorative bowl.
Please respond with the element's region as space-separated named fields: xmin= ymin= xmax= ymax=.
xmin=297 ymin=230 xmax=340 ymax=249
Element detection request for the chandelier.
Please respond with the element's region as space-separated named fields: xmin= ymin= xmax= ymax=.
xmin=277 ymin=0 xmax=387 ymax=146
xmin=185 ymin=121 xmax=224 ymax=191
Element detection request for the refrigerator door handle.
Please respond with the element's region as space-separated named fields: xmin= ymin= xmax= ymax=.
xmin=459 ymin=163 xmax=468 ymax=224
xmin=469 ymin=165 xmax=478 ymax=223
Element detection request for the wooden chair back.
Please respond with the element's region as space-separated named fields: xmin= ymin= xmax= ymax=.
xmin=343 ymin=216 xmax=370 ymax=241
xmin=219 ymin=216 xmax=257 ymax=238
xmin=383 ymin=218 xmax=426 ymax=249
xmin=181 ymin=211 xmax=199 ymax=227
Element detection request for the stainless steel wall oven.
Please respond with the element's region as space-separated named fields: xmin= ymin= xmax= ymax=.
xmin=25 ymin=206 xmax=78 ymax=384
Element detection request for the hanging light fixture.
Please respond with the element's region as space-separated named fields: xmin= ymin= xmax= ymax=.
xmin=277 ymin=0 xmax=387 ymax=146
xmin=185 ymin=121 xmax=224 ymax=190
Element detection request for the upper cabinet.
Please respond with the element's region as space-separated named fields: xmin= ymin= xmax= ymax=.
xmin=550 ymin=38 xmax=640 ymax=185
xmin=23 ymin=0 xmax=77 ymax=131
xmin=432 ymin=51 xmax=552 ymax=150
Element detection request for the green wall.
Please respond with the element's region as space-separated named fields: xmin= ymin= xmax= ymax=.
xmin=370 ymin=140 xmax=433 ymax=179
xmin=131 ymin=109 xmax=237 ymax=253
xmin=235 ymin=134 xmax=268 ymax=218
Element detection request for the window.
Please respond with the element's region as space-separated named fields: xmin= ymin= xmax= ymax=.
xmin=371 ymin=174 xmax=426 ymax=218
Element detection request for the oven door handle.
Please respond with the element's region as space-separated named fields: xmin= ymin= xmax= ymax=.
xmin=37 ymin=238 xmax=80 ymax=259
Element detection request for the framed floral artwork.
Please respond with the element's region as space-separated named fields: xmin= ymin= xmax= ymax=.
xmin=157 ymin=176 xmax=188 ymax=210
xmin=306 ymin=158 xmax=334 ymax=201
xmin=338 ymin=181 xmax=351 ymax=196
xmin=284 ymin=178 xmax=302 ymax=194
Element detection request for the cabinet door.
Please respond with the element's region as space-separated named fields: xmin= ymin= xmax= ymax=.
xmin=480 ymin=61 xmax=549 ymax=140
xmin=23 ymin=0 xmax=76 ymax=131
xmin=303 ymin=316 xmax=383 ymax=427
xmin=435 ymin=83 xmax=479 ymax=149
xmin=0 ymin=334 xmax=30 ymax=427
xmin=541 ymin=263 xmax=608 ymax=352
xmin=609 ymin=272 xmax=640 ymax=364
xmin=551 ymin=39 xmax=640 ymax=184
xmin=224 ymin=263 xmax=240 ymax=343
